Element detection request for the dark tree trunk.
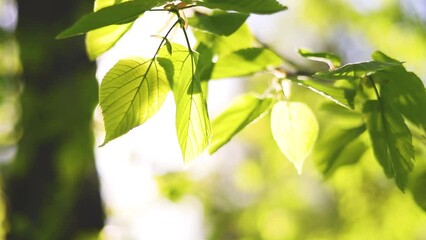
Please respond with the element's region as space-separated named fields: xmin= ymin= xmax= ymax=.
xmin=5 ymin=0 xmax=104 ymax=239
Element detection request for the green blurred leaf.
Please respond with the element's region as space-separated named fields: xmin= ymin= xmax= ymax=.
xmin=188 ymin=11 xmax=248 ymax=36
xmin=86 ymin=23 xmax=133 ymax=60
xmin=94 ymin=0 xmax=127 ymax=11
xmin=57 ymin=0 xmax=168 ymax=39
xmin=294 ymin=78 xmax=356 ymax=109
xmin=319 ymin=102 xmax=363 ymax=125
xmin=298 ymin=48 xmax=341 ymax=69
xmin=271 ymin=101 xmax=319 ymax=174
xmin=362 ymin=100 xmax=414 ymax=191
xmin=315 ymin=125 xmax=367 ymax=176
xmin=159 ymin=43 xmax=211 ymax=163
xmin=193 ymin=24 xmax=255 ymax=56
xmin=198 ymin=0 xmax=287 ymax=14
xmin=156 ymin=173 xmax=194 ymax=202
xmin=315 ymin=61 xmax=399 ymax=81
xmin=209 ymin=94 xmax=274 ymax=154
xmin=212 ymin=48 xmax=283 ymax=79
xmin=410 ymin=171 xmax=426 ymax=212
xmin=99 ymin=57 xmax=170 ymax=145
xmin=193 ymin=24 xmax=256 ymax=84
xmin=85 ymin=0 xmax=133 ymax=60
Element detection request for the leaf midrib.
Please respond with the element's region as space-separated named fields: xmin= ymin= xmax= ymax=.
xmin=107 ymin=57 xmax=158 ymax=138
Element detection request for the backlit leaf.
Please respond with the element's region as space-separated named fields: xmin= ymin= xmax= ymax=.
xmin=271 ymin=101 xmax=319 ymax=174
xmin=57 ymin=0 xmax=167 ymax=39
xmin=94 ymin=0 xmax=127 ymax=11
xmin=193 ymin=23 xmax=255 ymax=56
xmin=209 ymin=94 xmax=274 ymax=154
xmin=86 ymin=22 xmax=133 ymax=60
xmin=188 ymin=11 xmax=248 ymax=36
xmin=362 ymin=100 xmax=414 ymax=190
xmin=85 ymin=0 xmax=134 ymax=60
xmin=99 ymin=57 xmax=170 ymax=145
xmin=158 ymin=43 xmax=211 ymax=163
xmin=198 ymin=0 xmax=287 ymax=14
xmin=212 ymin=48 xmax=283 ymax=79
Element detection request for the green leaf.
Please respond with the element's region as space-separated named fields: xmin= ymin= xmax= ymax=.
xmin=371 ymin=51 xmax=401 ymax=64
xmin=195 ymin=43 xmax=215 ymax=81
xmin=319 ymin=102 xmax=363 ymax=126
xmin=298 ymin=48 xmax=341 ymax=69
xmin=378 ymin=69 xmax=426 ymax=132
xmin=188 ymin=11 xmax=248 ymax=36
xmin=293 ymin=78 xmax=356 ymax=109
xmin=195 ymin=43 xmax=214 ymax=103
xmin=271 ymin=101 xmax=319 ymax=174
xmin=94 ymin=0 xmax=127 ymax=11
xmin=152 ymin=35 xmax=173 ymax=55
xmin=85 ymin=0 xmax=132 ymax=60
xmin=99 ymin=57 xmax=170 ymax=145
xmin=212 ymin=48 xmax=283 ymax=79
xmin=198 ymin=0 xmax=287 ymax=14
xmin=209 ymin=94 xmax=274 ymax=154
xmin=315 ymin=61 xmax=399 ymax=81
xmin=315 ymin=125 xmax=367 ymax=176
xmin=410 ymin=170 xmax=426 ymax=212
xmin=362 ymin=100 xmax=414 ymax=190
xmin=57 ymin=0 xmax=166 ymax=39
xmin=85 ymin=0 xmax=134 ymax=60
xmin=193 ymin=23 xmax=255 ymax=56
xmin=370 ymin=53 xmax=426 ymax=132
xmin=193 ymin=24 xmax=256 ymax=84
xmin=86 ymin=23 xmax=134 ymax=60
xmin=158 ymin=43 xmax=211 ymax=163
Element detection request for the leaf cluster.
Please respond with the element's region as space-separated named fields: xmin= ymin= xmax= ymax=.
xmin=57 ymin=0 xmax=426 ymax=208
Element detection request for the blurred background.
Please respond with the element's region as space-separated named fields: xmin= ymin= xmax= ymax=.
xmin=0 ymin=0 xmax=425 ymax=239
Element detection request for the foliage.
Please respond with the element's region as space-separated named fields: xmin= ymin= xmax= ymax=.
xmin=58 ymin=0 xmax=426 ymax=210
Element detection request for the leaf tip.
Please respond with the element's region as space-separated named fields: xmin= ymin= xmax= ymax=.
xmin=295 ymin=163 xmax=304 ymax=175
xmin=98 ymin=139 xmax=108 ymax=147
xmin=207 ymin=145 xmax=218 ymax=155
xmin=55 ymin=32 xmax=66 ymax=40
xmin=55 ymin=30 xmax=78 ymax=40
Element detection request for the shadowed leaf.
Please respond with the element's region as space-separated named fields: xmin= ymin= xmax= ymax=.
xmin=315 ymin=125 xmax=367 ymax=176
xmin=371 ymin=51 xmax=426 ymax=132
xmin=362 ymin=100 xmax=414 ymax=190
xmin=188 ymin=11 xmax=248 ymax=36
